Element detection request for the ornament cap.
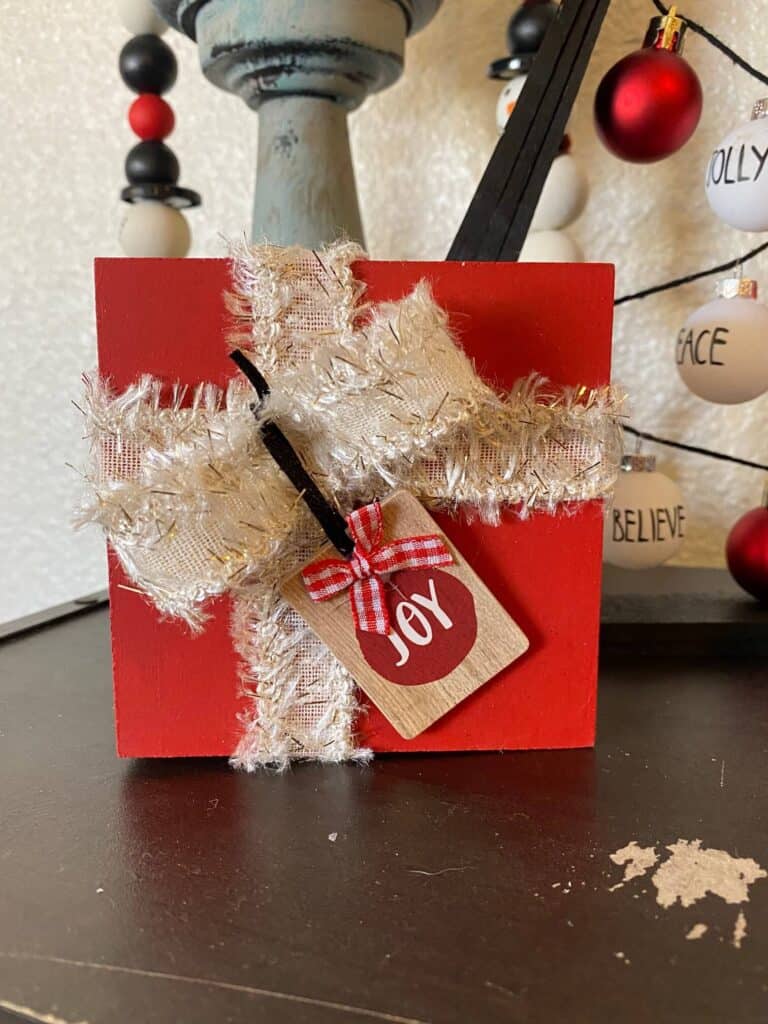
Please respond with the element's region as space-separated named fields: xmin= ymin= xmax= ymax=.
xmin=643 ymin=7 xmax=686 ymax=54
xmin=621 ymin=453 xmax=656 ymax=473
xmin=751 ymin=98 xmax=768 ymax=121
xmin=716 ymin=277 xmax=758 ymax=299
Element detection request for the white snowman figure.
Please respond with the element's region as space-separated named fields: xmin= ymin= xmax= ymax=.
xmin=495 ymin=76 xmax=527 ymax=133
xmin=496 ymin=74 xmax=589 ymax=262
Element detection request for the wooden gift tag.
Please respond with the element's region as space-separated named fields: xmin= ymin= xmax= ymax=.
xmin=281 ymin=491 xmax=529 ymax=739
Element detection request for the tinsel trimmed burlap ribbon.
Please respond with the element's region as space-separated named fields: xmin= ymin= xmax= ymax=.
xmin=77 ymin=242 xmax=625 ymax=769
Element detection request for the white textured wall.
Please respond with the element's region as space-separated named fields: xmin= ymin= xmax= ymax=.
xmin=1 ymin=0 xmax=255 ymax=624
xmin=2 ymin=0 xmax=766 ymax=623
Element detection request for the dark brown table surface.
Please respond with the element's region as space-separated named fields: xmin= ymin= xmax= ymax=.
xmin=1 ymin=603 xmax=767 ymax=1024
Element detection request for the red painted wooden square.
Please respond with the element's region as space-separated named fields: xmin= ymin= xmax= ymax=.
xmin=95 ymin=258 xmax=614 ymax=757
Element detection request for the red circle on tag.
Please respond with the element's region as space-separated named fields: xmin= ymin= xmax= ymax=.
xmin=357 ymin=568 xmax=478 ymax=685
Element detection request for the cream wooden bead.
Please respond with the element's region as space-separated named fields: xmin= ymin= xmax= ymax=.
xmin=117 ymin=0 xmax=168 ymax=36
xmin=119 ymin=201 xmax=190 ymax=257
xmin=519 ymin=230 xmax=583 ymax=263
xmin=531 ymin=153 xmax=589 ymax=231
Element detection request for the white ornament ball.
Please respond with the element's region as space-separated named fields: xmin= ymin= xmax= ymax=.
xmin=519 ymin=230 xmax=583 ymax=263
xmin=496 ymin=77 xmax=527 ymax=132
xmin=530 ymin=153 xmax=589 ymax=231
xmin=705 ymin=103 xmax=768 ymax=231
xmin=120 ymin=202 xmax=191 ymax=258
xmin=675 ymin=280 xmax=768 ymax=404
xmin=604 ymin=456 xmax=686 ymax=570
xmin=117 ymin=0 xmax=168 ymax=35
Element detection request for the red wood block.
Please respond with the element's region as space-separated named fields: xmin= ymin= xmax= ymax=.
xmin=95 ymin=257 xmax=614 ymax=758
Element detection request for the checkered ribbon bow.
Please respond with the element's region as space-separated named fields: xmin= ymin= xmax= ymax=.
xmin=302 ymin=500 xmax=454 ymax=635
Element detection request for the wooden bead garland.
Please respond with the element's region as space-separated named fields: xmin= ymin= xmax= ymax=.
xmin=117 ymin=0 xmax=168 ymax=36
xmin=117 ymin=0 xmax=200 ymax=257
xmin=128 ymin=94 xmax=175 ymax=140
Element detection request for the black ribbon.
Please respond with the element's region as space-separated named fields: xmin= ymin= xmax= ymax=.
xmin=229 ymin=350 xmax=354 ymax=558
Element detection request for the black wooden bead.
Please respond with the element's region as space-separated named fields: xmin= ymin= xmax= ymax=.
xmin=125 ymin=141 xmax=180 ymax=185
xmin=119 ymin=34 xmax=177 ymax=94
xmin=506 ymin=1 xmax=559 ymax=55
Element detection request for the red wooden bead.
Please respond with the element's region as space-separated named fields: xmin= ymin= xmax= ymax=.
xmin=128 ymin=94 xmax=175 ymax=141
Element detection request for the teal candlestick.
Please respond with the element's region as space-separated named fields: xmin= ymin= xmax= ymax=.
xmin=153 ymin=0 xmax=442 ymax=246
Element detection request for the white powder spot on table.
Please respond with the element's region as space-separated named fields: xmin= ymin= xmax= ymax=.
xmin=652 ymin=839 xmax=766 ymax=909
xmin=733 ymin=910 xmax=748 ymax=949
xmin=609 ymin=841 xmax=658 ymax=890
xmin=608 ymin=838 xmax=766 ymax=952
xmin=328 ymin=832 xmax=338 ymax=842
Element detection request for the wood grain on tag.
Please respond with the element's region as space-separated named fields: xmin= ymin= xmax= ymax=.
xmin=281 ymin=492 xmax=529 ymax=739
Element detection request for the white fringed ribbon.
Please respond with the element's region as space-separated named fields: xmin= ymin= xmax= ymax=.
xmin=77 ymin=242 xmax=625 ymax=769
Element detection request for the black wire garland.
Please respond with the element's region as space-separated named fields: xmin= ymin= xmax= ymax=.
xmin=614 ymin=239 xmax=768 ymax=306
xmin=651 ymin=1 xmax=768 ymax=88
xmin=612 ymin=4 xmax=768 ymax=474
xmin=614 ymin=1 xmax=768 ymax=306
xmin=623 ymin=425 xmax=768 ymax=473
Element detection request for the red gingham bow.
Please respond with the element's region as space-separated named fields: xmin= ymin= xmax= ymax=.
xmin=302 ymin=500 xmax=454 ymax=635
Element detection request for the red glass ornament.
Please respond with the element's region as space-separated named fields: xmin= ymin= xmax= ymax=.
xmin=594 ymin=12 xmax=702 ymax=163
xmin=128 ymin=94 xmax=175 ymax=141
xmin=726 ymin=502 xmax=768 ymax=602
